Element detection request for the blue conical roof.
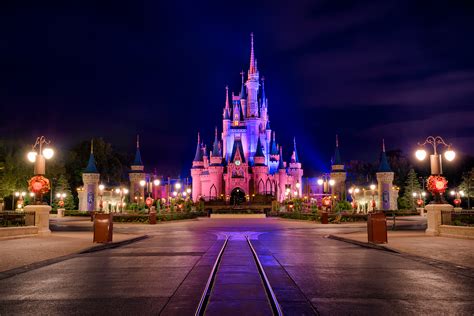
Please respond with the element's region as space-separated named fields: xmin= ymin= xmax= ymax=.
xmin=132 ymin=148 xmax=143 ymax=166
xmin=278 ymin=147 xmax=285 ymax=170
xmin=193 ymin=134 xmax=203 ymax=161
xmin=84 ymin=153 xmax=99 ymax=173
xmin=240 ymin=71 xmax=247 ymax=99
xmin=332 ymin=135 xmax=342 ymax=165
xmin=378 ymin=139 xmax=392 ymax=172
xmin=293 ymin=137 xmax=300 ymax=163
xmin=212 ymin=128 xmax=220 ymax=157
xmin=254 ymin=136 xmax=265 ymax=158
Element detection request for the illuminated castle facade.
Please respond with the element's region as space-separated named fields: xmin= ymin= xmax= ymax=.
xmin=191 ymin=34 xmax=303 ymax=203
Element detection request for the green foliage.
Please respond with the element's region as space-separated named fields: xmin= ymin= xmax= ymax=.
xmin=334 ymin=201 xmax=352 ymax=212
xmin=52 ymin=174 xmax=75 ymax=210
xmin=400 ymin=168 xmax=422 ymax=210
xmin=0 ymin=142 xmax=31 ymax=205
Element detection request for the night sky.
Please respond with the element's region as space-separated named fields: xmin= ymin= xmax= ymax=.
xmin=1 ymin=0 xmax=473 ymax=177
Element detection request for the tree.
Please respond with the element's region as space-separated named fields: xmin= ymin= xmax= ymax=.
xmin=400 ymin=168 xmax=421 ymax=210
xmin=459 ymin=167 xmax=474 ymax=210
xmin=52 ymin=174 xmax=75 ymax=210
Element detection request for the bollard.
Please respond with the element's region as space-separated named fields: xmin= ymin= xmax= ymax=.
xmin=367 ymin=212 xmax=387 ymax=244
xmin=93 ymin=213 xmax=113 ymax=243
xmin=149 ymin=211 xmax=157 ymax=225
xmin=321 ymin=211 xmax=329 ymax=224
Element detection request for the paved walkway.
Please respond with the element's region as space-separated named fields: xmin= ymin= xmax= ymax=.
xmin=0 ymin=230 xmax=141 ymax=273
xmin=331 ymin=230 xmax=474 ymax=269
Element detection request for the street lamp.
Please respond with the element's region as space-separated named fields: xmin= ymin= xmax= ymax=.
xmin=450 ymin=189 xmax=464 ymax=208
xmin=369 ymin=184 xmax=376 ymax=211
xmin=98 ymin=184 xmax=105 ymax=212
xmin=412 ymin=191 xmax=426 ymax=208
xmin=348 ymin=186 xmax=359 ymax=211
xmin=27 ymin=136 xmax=54 ymax=204
xmin=415 ymin=136 xmax=455 ymax=203
xmin=115 ymin=187 xmax=128 ymax=212
xmin=56 ymin=192 xmax=67 ymax=208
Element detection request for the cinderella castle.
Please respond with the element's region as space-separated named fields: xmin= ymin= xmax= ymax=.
xmin=191 ymin=33 xmax=303 ymax=203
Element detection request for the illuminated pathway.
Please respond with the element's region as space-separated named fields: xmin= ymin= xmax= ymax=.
xmin=0 ymin=218 xmax=473 ymax=315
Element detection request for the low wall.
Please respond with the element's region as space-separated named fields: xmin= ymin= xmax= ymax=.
xmin=439 ymin=225 xmax=474 ymax=239
xmin=210 ymin=214 xmax=266 ymax=219
xmin=0 ymin=226 xmax=38 ymax=238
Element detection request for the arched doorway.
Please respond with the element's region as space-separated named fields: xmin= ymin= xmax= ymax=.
xmin=230 ymin=187 xmax=246 ymax=205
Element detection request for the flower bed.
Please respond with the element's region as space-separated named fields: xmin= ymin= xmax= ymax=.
xmin=112 ymin=212 xmax=198 ymax=223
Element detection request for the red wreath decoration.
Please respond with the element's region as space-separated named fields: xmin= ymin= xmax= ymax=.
xmin=145 ymin=197 xmax=154 ymax=207
xmin=28 ymin=176 xmax=50 ymax=194
xmin=416 ymin=199 xmax=424 ymax=206
xmin=322 ymin=197 xmax=331 ymax=206
xmin=427 ymin=175 xmax=448 ymax=194
xmin=453 ymin=199 xmax=461 ymax=206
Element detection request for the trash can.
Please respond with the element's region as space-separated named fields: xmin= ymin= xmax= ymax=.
xmin=321 ymin=211 xmax=329 ymax=224
xmin=93 ymin=213 xmax=113 ymax=243
xmin=149 ymin=211 xmax=157 ymax=225
xmin=367 ymin=212 xmax=387 ymax=244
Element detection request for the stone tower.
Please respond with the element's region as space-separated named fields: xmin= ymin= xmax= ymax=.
xmin=376 ymin=139 xmax=398 ymax=210
xmin=129 ymin=135 xmax=145 ymax=203
xmin=82 ymin=141 xmax=100 ymax=212
xmin=208 ymin=128 xmax=224 ymax=199
xmin=288 ymin=138 xmax=303 ymax=196
xmin=330 ymin=135 xmax=347 ymax=201
xmin=191 ymin=133 xmax=204 ymax=201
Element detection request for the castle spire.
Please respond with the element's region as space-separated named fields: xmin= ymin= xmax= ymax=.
xmin=261 ymin=76 xmax=266 ymax=106
xmin=293 ymin=137 xmax=300 ymax=163
xmin=132 ymin=134 xmax=143 ymax=166
xmin=249 ymin=32 xmax=256 ymax=75
xmin=193 ymin=132 xmax=203 ymax=161
xmin=240 ymin=71 xmax=246 ymax=99
xmin=85 ymin=139 xmax=98 ymax=173
xmin=332 ymin=134 xmax=342 ymax=165
xmin=212 ymin=127 xmax=220 ymax=157
xmin=254 ymin=136 xmax=265 ymax=158
xmin=379 ymin=139 xmax=391 ymax=172
xmin=225 ymin=85 xmax=229 ymax=109
xmin=278 ymin=146 xmax=285 ymax=170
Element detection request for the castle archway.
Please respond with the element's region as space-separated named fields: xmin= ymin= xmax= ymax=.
xmin=230 ymin=187 xmax=246 ymax=205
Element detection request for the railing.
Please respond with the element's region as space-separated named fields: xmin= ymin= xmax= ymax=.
xmin=442 ymin=210 xmax=474 ymax=226
xmin=0 ymin=211 xmax=36 ymax=227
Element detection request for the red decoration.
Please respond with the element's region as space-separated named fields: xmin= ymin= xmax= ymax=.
xmin=28 ymin=176 xmax=50 ymax=195
xmin=453 ymin=199 xmax=461 ymax=206
xmin=145 ymin=197 xmax=154 ymax=207
xmin=371 ymin=200 xmax=376 ymax=208
xmin=58 ymin=200 xmax=64 ymax=207
xmin=322 ymin=197 xmax=331 ymax=206
xmin=416 ymin=199 xmax=423 ymax=206
xmin=427 ymin=175 xmax=448 ymax=194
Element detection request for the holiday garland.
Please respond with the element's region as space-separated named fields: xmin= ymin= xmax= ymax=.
xmin=427 ymin=175 xmax=448 ymax=194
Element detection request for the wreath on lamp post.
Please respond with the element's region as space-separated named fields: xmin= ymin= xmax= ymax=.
xmin=28 ymin=176 xmax=51 ymax=195
xmin=427 ymin=175 xmax=448 ymax=194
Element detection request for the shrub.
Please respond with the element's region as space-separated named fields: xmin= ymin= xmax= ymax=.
xmin=334 ymin=201 xmax=352 ymax=213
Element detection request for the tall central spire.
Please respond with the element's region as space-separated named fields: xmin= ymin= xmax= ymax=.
xmin=249 ymin=32 xmax=256 ymax=74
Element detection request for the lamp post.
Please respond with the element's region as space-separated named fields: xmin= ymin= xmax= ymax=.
xmin=369 ymin=184 xmax=376 ymax=211
xmin=115 ymin=187 xmax=128 ymax=213
xmin=348 ymin=186 xmax=360 ymax=212
xmin=15 ymin=192 xmax=26 ymax=210
xmin=415 ymin=136 xmax=455 ymax=203
xmin=449 ymin=189 xmax=464 ymax=208
xmin=412 ymin=191 xmax=427 ymax=208
xmin=56 ymin=192 xmax=67 ymax=207
xmin=27 ymin=136 xmax=54 ymax=204
xmin=98 ymin=184 xmax=105 ymax=212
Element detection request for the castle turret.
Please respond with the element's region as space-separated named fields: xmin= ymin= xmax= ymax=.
xmin=278 ymin=146 xmax=287 ymax=201
xmin=330 ymin=135 xmax=347 ymax=201
xmin=252 ymin=136 xmax=268 ymax=195
xmin=208 ymin=128 xmax=224 ymax=199
xmin=289 ymin=138 xmax=303 ymax=196
xmin=239 ymin=71 xmax=247 ymax=118
xmin=129 ymin=135 xmax=146 ymax=204
xmin=376 ymin=139 xmax=398 ymax=210
xmin=81 ymin=140 xmax=100 ymax=212
xmin=191 ymin=133 xmax=204 ymax=201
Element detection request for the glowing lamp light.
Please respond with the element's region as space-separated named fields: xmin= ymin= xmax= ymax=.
xmin=153 ymin=179 xmax=160 ymax=186
xmin=123 ymin=189 xmax=129 ymax=194
xmin=27 ymin=151 xmax=37 ymax=163
xmin=450 ymin=190 xmax=455 ymax=196
xmin=444 ymin=149 xmax=455 ymax=161
xmin=99 ymin=184 xmax=105 ymax=191
xmin=175 ymin=183 xmax=182 ymax=190
xmin=182 ymin=192 xmax=187 ymax=197
xmin=173 ymin=191 xmax=178 ymax=197
xmin=460 ymin=191 xmax=465 ymax=197
xmin=354 ymin=188 xmax=360 ymax=194
xmin=62 ymin=193 xmax=66 ymax=198
xmin=415 ymin=149 xmax=427 ymax=161
xmin=317 ymin=179 xmax=324 ymax=185
xmin=139 ymin=180 xmax=146 ymax=187
xmin=421 ymin=192 xmax=426 ymax=197
xmin=56 ymin=193 xmax=61 ymax=198
xmin=296 ymin=182 xmax=301 ymax=189
xmin=329 ymin=179 xmax=335 ymax=186
xmin=29 ymin=192 xmax=35 ymax=197
xmin=15 ymin=192 xmax=20 ymax=197
xmin=370 ymin=184 xmax=376 ymax=191
xmin=115 ymin=188 xmax=120 ymax=194
xmin=413 ymin=192 xmax=417 ymax=197
xmin=348 ymin=188 xmax=353 ymax=194
xmin=186 ymin=188 xmax=192 ymax=194
xmin=42 ymin=147 xmax=54 ymax=159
